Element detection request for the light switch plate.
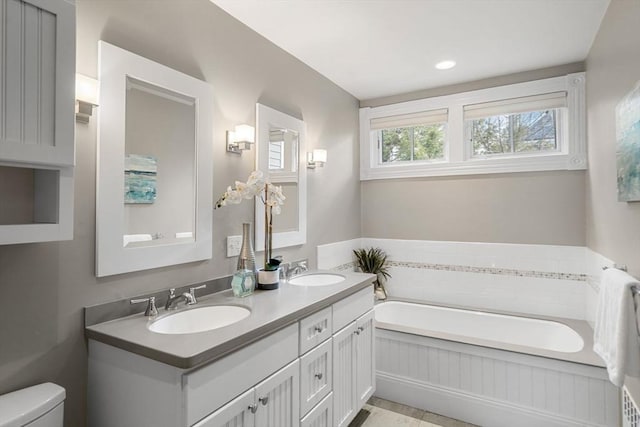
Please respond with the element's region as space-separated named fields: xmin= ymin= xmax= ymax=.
xmin=226 ymin=235 xmax=242 ymax=257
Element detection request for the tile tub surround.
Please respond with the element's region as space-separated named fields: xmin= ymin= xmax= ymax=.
xmin=317 ymin=239 xmax=618 ymax=320
xmin=85 ymin=271 xmax=375 ymax=368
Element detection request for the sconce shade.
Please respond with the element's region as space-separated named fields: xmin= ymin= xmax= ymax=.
xmin=76 ymin=74 xmax=99 ymax=105
xmin=307 ymin=148 xmax=327 ymax=168
xmin=312 ymin=149 xmax=327 ymax=164
xmin=227 ymin=124 xmax=255 ymax=154
xmin=75 ymin=74 xmax=99 ymax=123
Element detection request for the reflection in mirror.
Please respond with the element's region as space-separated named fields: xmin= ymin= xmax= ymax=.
xmin=96 ymin=41 xmax=213 ymax=277
xmin=123 ymin=77 xmax=196 ymax=247
xmin=256 ymin=104 xmax=306 ymax=250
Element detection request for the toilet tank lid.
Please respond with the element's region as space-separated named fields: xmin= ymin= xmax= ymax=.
xmin=0 ymin=383 xmax=65 ymax=427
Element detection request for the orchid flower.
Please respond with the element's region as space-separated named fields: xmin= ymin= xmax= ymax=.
xmin=215 ymin=170 xmax=286 ymax=270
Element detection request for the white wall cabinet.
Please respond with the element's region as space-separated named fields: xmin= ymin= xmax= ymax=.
xmin=0 ymin=0 xmax=75 ymax=244
xmin=195 ymin=360 xmax=299 ymax=427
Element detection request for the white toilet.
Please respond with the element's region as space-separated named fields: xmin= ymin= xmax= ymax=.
xmin=0 ymin=383 xmax=65 ymax=427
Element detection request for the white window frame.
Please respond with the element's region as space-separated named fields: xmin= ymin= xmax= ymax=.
xmin=360 ymin=73 xmax=586 ymax=180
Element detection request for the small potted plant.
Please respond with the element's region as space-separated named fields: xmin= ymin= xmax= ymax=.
xmin=353 ymin=247 xmax=390 ymax=300
xmin=216 ymin=170 xmax=285 ymax=290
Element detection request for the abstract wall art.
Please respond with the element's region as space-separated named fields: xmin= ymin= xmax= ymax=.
xmin=124 ymin=154 xmax=157 ymax=204
xmin=616 ymin=82 xmax=640 ymax=202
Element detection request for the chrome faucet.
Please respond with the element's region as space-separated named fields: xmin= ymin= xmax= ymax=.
xmin=286 ymin=260 xmax=308 ymax=280
xmin=165 ymin=288 xmax=196 ymax=310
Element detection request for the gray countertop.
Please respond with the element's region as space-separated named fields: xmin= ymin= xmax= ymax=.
xmin=85 ymin=271 xmax=375 ymax=369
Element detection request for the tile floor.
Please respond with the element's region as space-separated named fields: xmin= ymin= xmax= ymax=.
xmin=351 ymin=396 xmax=478 ymax=427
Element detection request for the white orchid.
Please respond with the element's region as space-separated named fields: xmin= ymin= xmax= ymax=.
xmin=215 ymin=170 xmax=286 ymax=269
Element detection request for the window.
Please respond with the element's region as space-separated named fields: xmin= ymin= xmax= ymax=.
xmin=359 ymin=73 xmax=586 ymax=180
xmin=464 ymin=92 xmax=565 ymax=158
xmin=371 ymin=109 xmax=447 ymax=164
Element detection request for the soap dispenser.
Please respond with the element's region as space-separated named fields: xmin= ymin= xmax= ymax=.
xmin=231 ymin=258 xmax=255 ymax=297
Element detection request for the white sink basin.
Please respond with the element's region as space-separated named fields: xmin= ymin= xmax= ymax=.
xmin=288 ymin=273 xmax=346 ymax=286
xmin=148 ymin=305 xmax=250 ymax=334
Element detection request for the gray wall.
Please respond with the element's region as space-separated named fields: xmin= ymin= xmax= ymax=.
xmin=362 ymin=171 xmax=586 ymax=245
xmin=360 ymin=64 xmax=588 ymax=246
xmin=584 ymin=0 xmax=640 ymax=397
xmin=586 ymin=0 xmax=640 ymax=273
xmin=0 ymin=1 xmax=360 ymax=426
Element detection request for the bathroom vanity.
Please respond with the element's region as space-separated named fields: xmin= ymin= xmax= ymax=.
xmin=85 ymin=271 xmax=375 ymax=427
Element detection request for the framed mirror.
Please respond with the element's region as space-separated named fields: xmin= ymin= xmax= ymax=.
xmin=255 ymin=103 xmax=307 ymax=251
xmin=96 ymin=41 xmax=213 ymax=277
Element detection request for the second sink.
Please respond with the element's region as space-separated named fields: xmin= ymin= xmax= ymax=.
xmin=288 ymin=273 xmax=346 ymax=286
xmin=149 ymin=305 xmax=250 ymax=334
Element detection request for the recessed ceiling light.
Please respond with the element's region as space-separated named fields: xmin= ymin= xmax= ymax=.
xmin=435 ymin=60 xmax=456 ymax=70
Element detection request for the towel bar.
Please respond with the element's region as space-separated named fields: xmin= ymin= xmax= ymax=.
xmin=602 ymin=265 xmax=639 ymax=297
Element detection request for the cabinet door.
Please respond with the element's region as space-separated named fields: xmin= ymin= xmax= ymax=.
xmin=193 ymin=389 xmax=256 ymax=427
xmin=355 ymin=310 xmax=375 ymax=408
xmin=332 ymin=322 xmax=357 ymax=427
xmin=0 ymin=0 xmax=75 ymax=166
xmin=255 ymin=360 xmax=300 ymax=427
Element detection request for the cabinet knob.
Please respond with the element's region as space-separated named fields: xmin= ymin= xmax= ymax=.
xmin=248 ymin=404 xmax=258 ymax=414
xmin=354 ymin=330 xmax=360 ymax=335
xmin=314 ymin=373 xmax=323 ymax=380
xmin=314 ymin=326 xmax=323 ymax=333
xmin=357 ymin=326 xmax=364 ymax=332
xmin=259 ymin=396 xmax=269 ymax=406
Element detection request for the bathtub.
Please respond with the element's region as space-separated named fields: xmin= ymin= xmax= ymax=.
xmin=374 ymin=300 xmax=619 ymax=427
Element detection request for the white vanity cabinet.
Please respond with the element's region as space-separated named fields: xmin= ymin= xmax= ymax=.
xmin=194 ymin=360 xmax=300 ymax=427
xmin=88 ymin=324 xmax=299 ymax=427
xmin=331 ymin=289 xmax=375 ymax=427
xmin=0 ymin=0 xmax=76 ymax=244
xmin=87 ymin=284 xmax=376 ymax=427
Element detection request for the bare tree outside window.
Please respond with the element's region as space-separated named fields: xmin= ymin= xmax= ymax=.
xmin=469 ymin=110 xmax=558 ymax=157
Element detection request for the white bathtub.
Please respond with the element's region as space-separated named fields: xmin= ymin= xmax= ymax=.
xmin=374 ymin=300 xmax=618 ymax=427
xmin=375 ymin=300 xmax=584 ymax=353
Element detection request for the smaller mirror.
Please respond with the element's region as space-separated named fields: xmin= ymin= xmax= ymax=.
xmin=255 ymin=104 xmax=306 ymax=250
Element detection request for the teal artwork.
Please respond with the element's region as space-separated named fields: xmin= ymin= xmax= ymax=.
xmin=616 ymin=83 xmax=640 ymax=202
xmin=124 ymin=154 xmax=157 ymax=204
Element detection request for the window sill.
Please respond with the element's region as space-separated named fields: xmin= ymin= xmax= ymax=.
xmin=360 ymin=153 xmax=587 ymax=180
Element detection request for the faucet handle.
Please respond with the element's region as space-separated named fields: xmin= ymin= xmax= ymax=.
xmin=189 ymin=284 xmax=207 ymax=304
xmin=168 ymin=288 xmax=176 ymax=298
xmin=130 ymin=296 xmax=158 ymax=317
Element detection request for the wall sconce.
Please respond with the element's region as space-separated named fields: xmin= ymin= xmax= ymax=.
xmin=75 ymin=74 xmax=99 ymax=124
xmin=307 ymin=149 xmax=327 ymax=169
xmin=227 ymin=124 xmax=255 ymax=154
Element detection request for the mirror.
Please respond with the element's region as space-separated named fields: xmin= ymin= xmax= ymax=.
xmin=96 ymin=41 xmax=213 ymax=277
xmin=255 ymin=103 xmax=307 ymax=250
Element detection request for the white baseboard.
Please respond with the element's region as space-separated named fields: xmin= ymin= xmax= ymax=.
xmin=376 ymin=372 xmax=609 ymax=427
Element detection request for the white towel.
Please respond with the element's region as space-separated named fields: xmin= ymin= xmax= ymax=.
xmin=594 ymin=268 xmax=640 ymax=387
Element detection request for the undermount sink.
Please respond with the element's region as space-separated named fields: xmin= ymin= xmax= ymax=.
xmin=148 ymin=305 xmax=251 ymax=334
xmin=288 ymin=273 xmax=346 ymax=287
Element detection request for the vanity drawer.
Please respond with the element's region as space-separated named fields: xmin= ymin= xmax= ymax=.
xmin=299 ymin=306 xmax=332 ymax=355
xmin=184 ymin=323 xmax=298 ymax=426
xmin=332 ymin=287 xmax=373 ymax=332
xmin=300 ymin=392 xmax=333 ymax=427
xmin=299 ymin=338 xmax=332 ymax=416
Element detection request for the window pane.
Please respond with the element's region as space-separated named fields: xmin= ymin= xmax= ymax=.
xmin=468 ymin=109 xmax=558 ymax=157
xmin=380 ymin=124 xmax=445 ymax=163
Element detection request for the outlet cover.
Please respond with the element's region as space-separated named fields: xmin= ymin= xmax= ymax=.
xmin=226 ymin=235 xmax=242 ymax=258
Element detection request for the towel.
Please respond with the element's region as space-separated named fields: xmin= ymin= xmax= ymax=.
xmin=594 ymin=267 xmax=640 ymax=387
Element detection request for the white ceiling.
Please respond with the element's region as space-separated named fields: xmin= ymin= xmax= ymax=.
xmin=211 ymin=0 xmax=609 ymax=101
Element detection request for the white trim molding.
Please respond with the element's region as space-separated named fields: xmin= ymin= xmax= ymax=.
xmin=360 ymin=73 xmax=587 ymax=180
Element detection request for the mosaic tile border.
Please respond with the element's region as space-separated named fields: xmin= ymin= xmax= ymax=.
xmin=332 ymin=259 xmax=588 ymax=282
xmin=387 ymin=260 xmax=587 ymax=281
